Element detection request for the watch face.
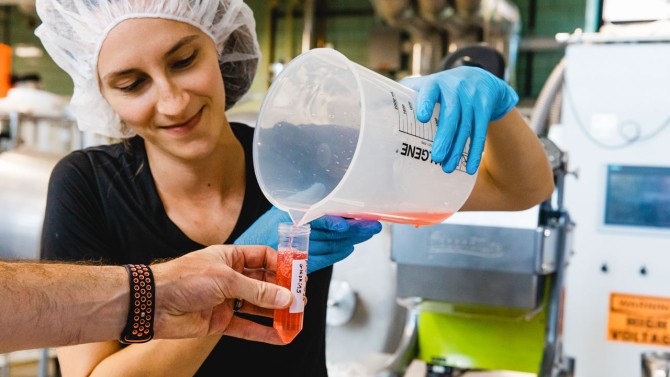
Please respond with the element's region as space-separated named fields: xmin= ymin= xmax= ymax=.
xmin=540 ymin=137 xmax=564 ymax=171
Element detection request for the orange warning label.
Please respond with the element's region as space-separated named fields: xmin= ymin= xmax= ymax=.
xmin=608 ymin=293 xmax=670 ymax=346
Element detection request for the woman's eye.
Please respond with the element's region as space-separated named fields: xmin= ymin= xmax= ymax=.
xmin=118 ymin=77 xmax=146 ymax=93
xmin=172 ymin=51 xmax=197 ymax=69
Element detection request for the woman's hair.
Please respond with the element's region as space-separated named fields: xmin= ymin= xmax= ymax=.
xmin=35 ymin=0 xmax=260 ymax=138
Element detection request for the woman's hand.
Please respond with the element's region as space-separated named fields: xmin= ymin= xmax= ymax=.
xmin=401 ymin=66 xmax=519 ymax=175
xmin=234 ymin=207 xmax=382 ymax=273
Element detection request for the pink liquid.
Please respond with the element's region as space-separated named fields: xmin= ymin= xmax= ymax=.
xmin=332 ymin=212 xmax=454 ymax=227
xmin=273 ymin=248 xmax=308 ymax=343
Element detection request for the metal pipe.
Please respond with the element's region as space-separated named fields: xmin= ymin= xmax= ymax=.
xmin=370 ymin=0 xmax=520 ymax=77
xmin=455 ymin=0 xmax=482 ymax=19
xmin=417 ymin=0 xmax=449 ymax=26
xmin=369 ymin=0 xmax=438 ymax=75
xmin=8 ymin=110 xmax=19 ymax=150
xmin=585 ymin=0 xmax=603 ymax=33
xmin=369 ymin=0 xmax=433 ymax=38
xmin=285 ymin=0 xmax=298 ymax=59
xmin=411 ymin=42 xmax=423 ymax=76
xmin=301 ymin=0 xmax=315 ymax=52
xmin=529 ymin=58 xmax=566 ymax=135
xmin=481 ymin=0 xmax=522 ymax=83
xmin=376 ymin=298 xmax=421 ymax=376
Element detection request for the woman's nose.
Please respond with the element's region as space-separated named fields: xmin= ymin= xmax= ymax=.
xmin=155 ymin=80 xmax=189 ymax=116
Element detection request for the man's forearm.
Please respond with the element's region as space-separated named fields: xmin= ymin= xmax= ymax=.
xmin=0 ymin=261 xmax=128 ymax=353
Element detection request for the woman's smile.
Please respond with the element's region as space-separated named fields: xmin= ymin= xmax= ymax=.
xmin=158 ymin=106 xmax=204 ymax=136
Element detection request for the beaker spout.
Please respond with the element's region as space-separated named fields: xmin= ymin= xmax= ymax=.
xmin=289 ymin=208 xmax=323 ymax=227
xmin=288 ymin=209 xmax=307 ymax=225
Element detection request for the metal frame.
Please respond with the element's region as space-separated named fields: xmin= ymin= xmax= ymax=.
xmin=0 ymin=111 xmax=81 ymax=153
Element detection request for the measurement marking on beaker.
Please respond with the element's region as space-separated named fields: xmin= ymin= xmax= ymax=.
xmin=456 ymin=153 xmax=468 ymax=172
xmin=391 ymin=90 xmax=437 ymax=142
xmin=399 ymin=129 xmax=434 ymax=142
xmin=397 ymin=106 xmax=435 ymax=142
xmin=408 ymin=102 xmax=417 ymax=138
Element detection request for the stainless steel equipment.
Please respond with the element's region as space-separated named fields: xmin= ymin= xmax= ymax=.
xmin=369 ymin=0 xmax=520 ymax=82
xmin=392 ymin=222 xmax=559 ymax=310
xmin=642 ymin=352 xmax=670 ymax=377
xmin=0 ymin=110 xmax=80 ymax=260
xmin=0 ymin=147 xmax=62 ymax=260
xmin=377 ymin=137 xmax=574 ymax=377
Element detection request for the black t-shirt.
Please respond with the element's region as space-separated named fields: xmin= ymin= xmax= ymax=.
xmin=41 ymin=122 xmax=331 ymax=377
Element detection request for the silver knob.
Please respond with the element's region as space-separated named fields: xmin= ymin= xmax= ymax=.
xmin=326 ymin=280 xmax=357 ymax=326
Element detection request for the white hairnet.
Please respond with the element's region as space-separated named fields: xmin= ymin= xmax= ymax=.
xmin=35 ymin=0 xmax=260 ymax=138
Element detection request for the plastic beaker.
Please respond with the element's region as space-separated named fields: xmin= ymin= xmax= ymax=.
xmin=253 ymin=48 xmax=477 ymax=226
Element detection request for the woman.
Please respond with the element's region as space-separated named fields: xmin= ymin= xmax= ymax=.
xmin=36 ymin=0 xmax=553 ymax=376
xmin=37 ymin=1 xmax=380 ymax=376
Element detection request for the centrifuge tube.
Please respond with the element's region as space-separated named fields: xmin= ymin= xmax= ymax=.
xmin=273 ymin=222 xmax=310 ymax=343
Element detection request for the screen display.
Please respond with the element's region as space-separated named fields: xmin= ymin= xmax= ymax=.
xmin=604 ymin=165 xmax=670 ymax=229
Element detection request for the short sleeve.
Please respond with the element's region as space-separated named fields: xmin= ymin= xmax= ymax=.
xmin=40 ymin=151 xmax=115 ymax=263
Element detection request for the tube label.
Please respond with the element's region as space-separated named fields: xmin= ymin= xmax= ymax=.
xmin=289 ymin=259 xmax=307 ymax=313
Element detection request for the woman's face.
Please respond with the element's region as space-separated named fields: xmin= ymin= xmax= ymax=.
xmin=97 ymin=18 xmax=228 ymax=161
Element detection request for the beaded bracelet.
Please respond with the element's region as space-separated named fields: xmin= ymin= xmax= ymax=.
xmin=119 ymin=264 xmax=155 ymax=344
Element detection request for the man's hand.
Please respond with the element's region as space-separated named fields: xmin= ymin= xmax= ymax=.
xmin=150 ymin=245 xmax=293 ymax=345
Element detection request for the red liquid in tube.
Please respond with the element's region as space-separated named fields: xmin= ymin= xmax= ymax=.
xmin=273 ymin=249 xmax=307 ymax=343
xmin=273 ymin=223 xmax=310 ymax=343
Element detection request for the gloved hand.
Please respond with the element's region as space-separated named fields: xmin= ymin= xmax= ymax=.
xmin=400 ymin=66 xmax=519 ymax=175
xmin=234 ymin=207 xmax=382 ymax=274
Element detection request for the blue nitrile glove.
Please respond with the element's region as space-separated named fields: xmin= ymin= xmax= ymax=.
xmin=234 ymin=207 xmax=382 ymax=274
xmin=400 ymin=66 xmax=519 ymax=175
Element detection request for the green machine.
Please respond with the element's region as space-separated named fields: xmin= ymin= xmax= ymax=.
xmin=416 ymin=297 xmax=549 ymax=373
xmin=379 ymin=138 xmax=574 ymax=377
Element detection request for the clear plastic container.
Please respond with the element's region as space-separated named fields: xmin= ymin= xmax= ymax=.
xmin=253 ymin=48 xmax=478 ymax=226
xmin=273 ymin=223 xmax=310 ymax=343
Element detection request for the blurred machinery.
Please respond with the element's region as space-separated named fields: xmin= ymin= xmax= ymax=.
xmin=556 ymin=30 xmax=670 ymax=377
xmin=375 ymin=135 xmax=572 ymax=377
xmin=0 ymin=82 xmax=82 ymax=262
xmin=0 ymin=141 xmax=62 ymax=261
xmin=369 ymin=0 xmax=521 ymax=83
xmin=0 ymin=85 xmax=104 ymax=377
xmin=0 ymin=131 xmax=62 ymax=377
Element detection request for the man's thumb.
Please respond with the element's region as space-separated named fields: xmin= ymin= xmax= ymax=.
xmin=243 ymin=279 xmax=292 ymax=309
